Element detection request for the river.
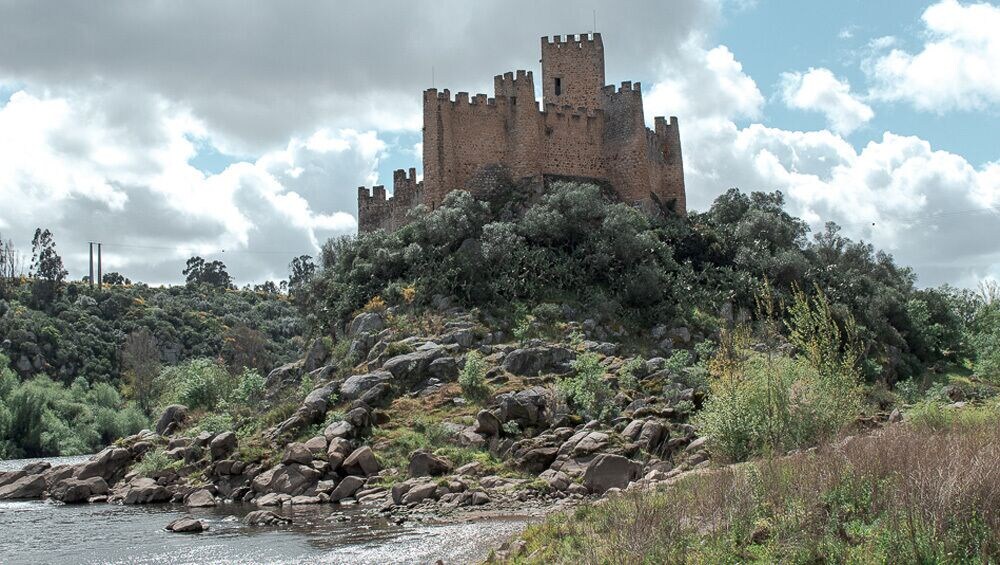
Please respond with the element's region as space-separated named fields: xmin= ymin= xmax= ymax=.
xmin=0 ymin=456 xmax=530 ymax=565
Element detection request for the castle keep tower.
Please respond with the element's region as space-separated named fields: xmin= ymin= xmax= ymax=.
xmin=357 ymin=33 xmax=686 ymax=233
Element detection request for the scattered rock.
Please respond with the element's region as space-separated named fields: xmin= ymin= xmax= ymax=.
xmin=50 ymin=477 xmax=108 ymax=504
xmin=185 ymin=489 xmax=216 ymax=508
xmin=165 ymin=517 xmax=205 ymax=533
xmin=156 ymin=404 xmax=188 ymax=435
xmin=329 ymin=476 xmax=365 ymax=502
xmin=348 ymin=312 xmax=385 ymax=337
xmin=342 ymin=446 xmax=380 ymax=477
xmin=209 ymin=431 xmax=238 ymax=460
xmin=0 ymin=474 xmax=47 ymax=500
xmin=282 ymin=442 xmax=314 ymax=465
xmin=340 ymin=371 xmax=393 ymax=401
xmin=244 ymin=510 xmax=293 ymax=526
xmin=502 ymin=346 xmax=574 ymax=376
xmin=474 ymin=410 xmax=501 ymax=436
xmin=408 ymin=450 xmax=453 ymax=477
xmin=583 ymin=454 xmax=642 ymax=493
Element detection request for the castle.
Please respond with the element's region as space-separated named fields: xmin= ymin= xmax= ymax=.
xmin=358 ymin=33 xmax=686 ymax=232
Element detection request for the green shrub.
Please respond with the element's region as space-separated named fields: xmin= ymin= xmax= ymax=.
xmin=459 ymin=351 xmax=492 ymax=405
xmin=189 ymin=412 xmax=234 ymax=435
xmin=133 ymin=447 xmax=181 ymax=477
xmin=230 ymin=367 xmax=265 ymax=405
xmin=158 ymin=358 xmax=232 ymax=411
xmin=617 ymin=356 xmax=645 ymax=393
xmin=560 ymin=353 xmax=615 ymax=421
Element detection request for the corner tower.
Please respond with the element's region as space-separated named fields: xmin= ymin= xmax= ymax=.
xmin=541 ymin=33 xmax=605 ymax=109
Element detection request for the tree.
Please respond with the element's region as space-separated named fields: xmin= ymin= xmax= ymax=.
xmin=29 ymin=228 xmax=67 ymax=305
xmin=222 ymin=325 xmax=271 ymax=374
xmin=120 ymin=328 xmax=161 ymax=415
xmin=183 ymin=256 xmax=233 ymax=290
xmin=0 ymin=234 xmax=24 ymax=299
xmin=102 ymin=272 xmax=131 ymax=286
xmin=288 ymin=255 xmax=316 ymax=299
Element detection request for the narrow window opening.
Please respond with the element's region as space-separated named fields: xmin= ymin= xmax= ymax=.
xmin=510 ymin=96 xmax=517 ymax=105
xmin=554 ymin=77 xmax=562 ymax=96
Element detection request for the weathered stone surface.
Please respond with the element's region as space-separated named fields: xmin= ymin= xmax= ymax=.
xmin=252 ymin=464 xmax=321 ymax=496
xmin=281 ymin=443 xmax=314 ymax=465
xmin=155 ymin=404 xmax=188 ymax=435
xmin=323 ymin=421 xmax=355 ymax=441
xmin=401 ymin=482 xmax=437 ymax=505
xmin=50 ymin=477 xmax=108 ymax=503
xmin=428 ymin=357 xmax=458 ymax=380
xmin=474 ymin=410 xmax=501 ymax=436
xmin=303 ymin=436 xmax=328 ymax=455
xmin=340 ymin=371 xmax=393 ymax=401
xmin=558 ymin=431 xmax=609 ymax=457
xmin=342 ymin=446 xmax=379 ymax=477
xmin=583 ymin=454 xmax=642 ymax=493
xmin=357 ymin=382 xmax=393 ymax=408
xmin=496 ymin=387 xmax=554 ymax=428
xmin=329 ymin=475 xmax=365 ymax=502
xmin=348 ymin=312 xmax=385 ymax=337
xmin=539 ymin=469 xmax=571 ymax=491
xmin=408 ymin=450 xmax=453 ymax=477
xmin=117 ymin=478 xmax=172 ymax=504
xmin=0 ymin=474 xmax=47 ymax=500
xmin=209 ymin=431 xmax=238 ymax=460
xmin=166 ymin=517 xmax=205 ymax=533
xmin=382 ymin=348 xmax=446 ymax=385
xmin=77 ymin=447 xmax=132 ymax=482
xmin=265 ymin=360 xmax=304 ymax=390
xmin=185 ymin=489 xmax=216 ymax=507
xmin=244 ymin=510 xmax=293 ymax=526
xmin=502 ymin=346 xmax=574 ymax=376
xmin=517 ymin=446 xmax=559 ymax=474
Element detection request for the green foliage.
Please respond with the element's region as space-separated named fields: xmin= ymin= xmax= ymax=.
xmin=188 ymin=412 xmax=235 ymax=435
xmin=158 ymin=358 xmax=232 ymax=411
xmin=696 ymin=289 xmax=862 ymax=462
xmin=559 ymin=353 xmax=615 ymax=422
xmin=132 ymin=447 xmax=181 ymax=477
xmin=182 ymin=256 xmax=233 ymax=290
xmin=459 ymin=351 xmax=492 ymax=405
xmin=230 ymin=367 xmax=266 ymax=405
xmin=617 ymin=356 xmax=645 ymax=393
xmin=0 ymin=354 xmax=149 ymax=458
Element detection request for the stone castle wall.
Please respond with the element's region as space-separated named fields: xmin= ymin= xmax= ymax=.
xmin=358 ymin=33 xmax=686 ymax=232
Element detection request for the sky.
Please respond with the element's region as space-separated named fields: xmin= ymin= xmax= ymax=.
xmin=0 ymin=0 xmax=998 ymax=287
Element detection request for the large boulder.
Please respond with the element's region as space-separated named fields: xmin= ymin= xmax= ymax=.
xmin=474 ymin=410 xmax=501 ymax=436
xmin=557 ymin=431 xmax=609 ymax=457
xmin=265 ymin=360 xmax=305 ymax=390
xmin=155 ymin=405 xmax=188 ymax=435
xmin=502 ymin=346 xmax=575 ymax=376
xmin=244 ymin=510 xmax=292 ymax=526
xmin=185 ymin=489 xmax=216 ymax=507
xmin=116 ymin=477 xmax=172 ymax=504
xmin=165 ymin=517 xmax=205 ymax=533
xmin=50 ymin=477 xmax=108 ymax=503
xmin=582 ymin=454 xmax=642 ymax=493
xmin=281 ymin=443 xmax=314 ymax=465
xmin=251 ymin=464 xmax=321 ymax=496
xmin=0 ymin=474 xmax=47 ymax=500
xmin=209 ymin=431 xmax=238 ymax=460
xmin=77 ymin=446 xmax=133 ymax=482
xmin=348 ymin=312 xmax=385 ymax=337
xmin=342 ymin=446 xmax=380 ymax=477
xmin=408 ymin=450 xmax=453 ymax=477
xmin=329 ymin=475 xmax=365 ymax=502
xmin=382 ymin=348 xmax=447 ymax=386
xmin=517 ymin=447 xmax=559 ymax=474
xmin=340 ymin=371 xmax=392 ymax=401
xmin=496 ymin=387 xmax=555 ymax=428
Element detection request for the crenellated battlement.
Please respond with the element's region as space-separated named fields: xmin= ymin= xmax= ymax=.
xmin=358 ymin=33 xmax=686 ymax=232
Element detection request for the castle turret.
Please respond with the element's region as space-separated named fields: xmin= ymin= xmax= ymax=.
xmin=541 ymin=33 xmax=605 ymax=110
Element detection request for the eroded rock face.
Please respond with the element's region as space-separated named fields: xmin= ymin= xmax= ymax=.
xmin=166 ymin=517 xmax=205 ymax=533
xmin=408 ymin=450 xmax=453 ymax=478
xmin=244 ymin=510 xmax=292 ymax=526
xmin=342 ymin=446 xmax=379 ymax=477
xmin=501 ymin=346 xmax=575 ymax=376
xmin=496 ymin=387 xmax=555 ymax=428
xmin=0 ymin=474 xmax=47 ymax=500
xmin=50 ymin=477 xmax=109 ymax=503
xmin=156 ymin=405 xmax=188 ymax=435
xmin=582 ymin=454 xmax=642 ymax=493
xmin=340 ymin=371 xmax=392 ymax=401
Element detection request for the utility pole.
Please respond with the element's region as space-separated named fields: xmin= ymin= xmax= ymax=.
xmin=89 ymin=242 xmax=94 ymax=287
xmin=97 ymin=243 xmax=102 ymax=289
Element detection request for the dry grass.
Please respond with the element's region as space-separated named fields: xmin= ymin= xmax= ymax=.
xmin=510 ymin=414 xmax=1000 ymax=564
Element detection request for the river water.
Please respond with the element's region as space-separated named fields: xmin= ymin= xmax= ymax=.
xmin=0 ymin=456 xmax=530 ymax=565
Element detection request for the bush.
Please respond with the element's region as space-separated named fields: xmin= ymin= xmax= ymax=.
xmin=230 ymin=367 xmax=265 ymax=405
xmin=158 ymin=358 xmax=232 ymax=411
xmin=559 ymin=353 xmax=615 ymax=421
xmin=133 ymin=447 xmax=181 ymax=477
xmin=617 ymin=356 xmax=645 ymax=393
xmin=459 ymin=351 xmax=492 ymax=405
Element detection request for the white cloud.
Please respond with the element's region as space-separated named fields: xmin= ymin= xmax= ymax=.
xmin=865 ymin=0 xmax=1000 ymax=112
xmin=780 ymin=68 xmax=874 ymax=134
xmin=0 ymin=87 xmax=381 ymax=284
xmin=643 ymin=34 xmax=1000 ymax=287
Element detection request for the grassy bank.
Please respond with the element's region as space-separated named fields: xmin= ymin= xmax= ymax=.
xmin=504 ymin=406 xmax=1000 ymax=564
